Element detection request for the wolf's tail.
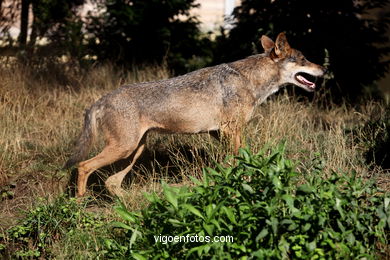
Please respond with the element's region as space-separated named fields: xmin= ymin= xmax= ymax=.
xmin=63 ymin=107 xmax=98 ymax=169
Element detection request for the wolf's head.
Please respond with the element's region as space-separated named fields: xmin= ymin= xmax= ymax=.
xmin=261 ymin=32 xmax=326 ymax=92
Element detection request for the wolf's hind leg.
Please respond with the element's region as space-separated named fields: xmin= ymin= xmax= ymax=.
xmin=77 ymin=140 xmax=133 ymax=197
xmin=105 ymin=141 xmax=146 ymax=197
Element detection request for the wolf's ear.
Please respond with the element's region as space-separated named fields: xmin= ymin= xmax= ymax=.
xmin=274 ymin=32 xmax=291 ymax=57
xmin=260 ymin=35 xmax=274 ymax=52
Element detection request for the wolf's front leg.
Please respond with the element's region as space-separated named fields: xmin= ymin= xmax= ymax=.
xmin=220 ymin=123 xmax=242 ymax=155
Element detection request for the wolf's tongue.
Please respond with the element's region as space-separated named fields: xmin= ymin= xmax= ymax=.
xmin=297 ymin=74 xmax=315 ymax=87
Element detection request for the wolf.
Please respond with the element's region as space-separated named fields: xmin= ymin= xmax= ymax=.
xmin=64 ymin=32 xmax=326 ymax=197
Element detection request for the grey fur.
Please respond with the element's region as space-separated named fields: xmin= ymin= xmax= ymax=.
xmin=65 ymin=32 xmax=326 ymax=197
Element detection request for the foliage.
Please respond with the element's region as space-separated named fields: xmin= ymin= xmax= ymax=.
xmin=86 ymin=0 xmax=213 ymax=73
xmin=104 ymin=145 xmax=389 ymax=259
xmin=0 ymin=195 xmax=104 ymax=258
xmin=16 ymin=0 xmax=86 ymax=60
xmin=0 ymin=0 xmax=213 ymax=72
xmin=30 ymin=0 xmax=83 ymax=38
xmin=214 ymin=0 xmax=390 ymax=101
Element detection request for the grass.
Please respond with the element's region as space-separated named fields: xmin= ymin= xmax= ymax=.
xmin=0 ymin=61 xmax=389 ymax=258
xmin=0 ymin=62 xmax=171 ymax=216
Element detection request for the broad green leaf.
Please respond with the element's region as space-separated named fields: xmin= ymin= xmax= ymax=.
xmin=182 ymin=204 xmax=204 ymax=219
xmin=202 ymin=168 xmax=211 ymax=186
xmin=189 ymin=175 xmax=202 ymax=186
xmin=207 ymin=167 xmax=221 ymax=177
xmin=336 ymin=220 xmax=345 ymax=233
xmin=143 ymin=192 xmax=159 ymax=203
xmin=114 ymin=206 xmax=136 ymax=223
xmin=302 ymin=223 xmax=311 ymax=232
xmin=240 ymin=148 xmax=251 ymax=161
xmin=129 ymin=228 xmax=140 ymax=248
xmin=187 ymin=244 xmax=210 ymax=258
xmin=269 ymin=217 xmax=278 ymax=234
xmin=335 ymin=198 xmax=345 ymax=219
xmin=231 ymin=243 xmax=247 ymax=252
xmin=223 ymin=206 xmax=237 ymax=224
xmin=111 ymin=221 xmax=132 ymax=230
xmin=203 ymin=223 xmax=214 ymax=236
xmin=256 ymin=228 xmax=268 ymax=242
xmin=272 ymin=175 xmax=282 ymax=189
xmin=297 ymin=184 xmax=313 ymax=194
xmin=168 ymin=218 xmax=184 ymax=227
xmin=242 ymin=183 xmax=255 ymax=194
xmin=346 ymin=233 xmax=355 ymax=245
xmin=210 ymin=219 xmax=222 ymax=231
xmin=205 ymin=204 xmax=213 ymax=219
xmin=287 ymin=223 xmax=298 ymax=231
xmin=307 ymin=240 xmax=316 ymax=251
xmin=163 ymin=183 xmax=178 ymax=209
xmin=132 ymin=253 xmax=147 ymax=260
xmin=282 ymin=194 xmax=294 ymax=209
xmin=384 ymin=197 xmax=389 ymax=210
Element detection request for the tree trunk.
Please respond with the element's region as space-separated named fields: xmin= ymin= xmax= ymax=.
xmin=19 ymin=0 xmax=30 ymax=47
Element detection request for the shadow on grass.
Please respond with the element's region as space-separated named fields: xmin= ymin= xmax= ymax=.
xmin=66 ymin=144 xmax=211 ymax=201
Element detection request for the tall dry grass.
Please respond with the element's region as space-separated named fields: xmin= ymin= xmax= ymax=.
xmin=0 ymin=63 xmax=171 ymax=218
xmin=0 ymin=62 xmax=386 ymax=223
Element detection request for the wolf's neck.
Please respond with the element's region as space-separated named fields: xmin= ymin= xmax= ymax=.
xmin=231 ymin=54 xmax=281 ymax=104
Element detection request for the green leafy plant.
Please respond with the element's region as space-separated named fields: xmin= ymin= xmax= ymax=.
xmin=1 ymin=195 xmax=104 ymax=258
xmin=107 ymin=144 xmax=389 ymax=259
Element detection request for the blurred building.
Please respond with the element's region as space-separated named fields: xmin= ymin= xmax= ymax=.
xmin=191 ymin=0 xmax=241 ymax=32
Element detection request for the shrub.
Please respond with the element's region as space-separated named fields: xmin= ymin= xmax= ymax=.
xmin=105 ymin=144 xmax=390 ymax=259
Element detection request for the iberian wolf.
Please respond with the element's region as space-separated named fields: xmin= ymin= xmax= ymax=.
xmin=65 ymin=32 xmax=326 ymax=197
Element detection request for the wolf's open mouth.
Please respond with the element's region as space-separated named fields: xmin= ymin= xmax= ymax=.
xmin=295 ymin=72 xmax=317 ymax=89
